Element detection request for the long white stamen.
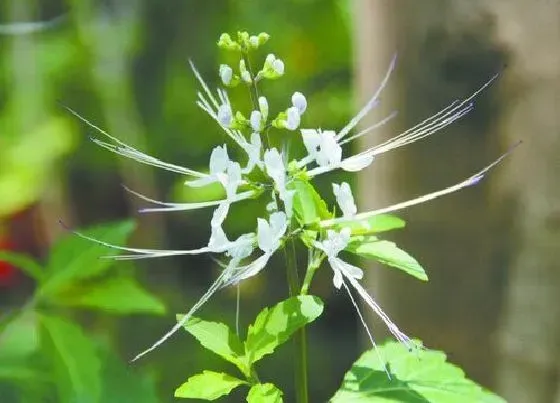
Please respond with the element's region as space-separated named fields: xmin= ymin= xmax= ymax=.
xmin=189 ymin=60 xmax=219 ymax=109
xmin=131 ymin=270 xmax=228 ymax=362
xmin=339 ymin=111 xmax=398 ymax=145
xmin=341 ymin=280 xmax=390 ymax=378
xmin=320 ymin=144 xmax=520 ymax=228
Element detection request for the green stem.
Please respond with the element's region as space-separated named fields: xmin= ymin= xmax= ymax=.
xmin=284 ymin=239 xmax=308 ymax=403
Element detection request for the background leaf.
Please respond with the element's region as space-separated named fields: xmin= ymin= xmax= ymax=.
xmin=245 ymin=295 xmax=323 ymax=364
xmin=331 ymin=340 xmax=505 ymax=403
xmin=0 ymin=309 xmax=39 ymax=361
xmin=246 ymin=383 xmax=283 ymax=403
xmin=40 ymin=314 xmax=102 ymax=403
xmin=52 ymin=276 xmax=166 ymax=315
xmin=39 ymin=220 xmax=135 ymax=297
xmin=346 ymin=238 xmax=428 ymax=281
xmin=290 ymin=179 xmax=332 ymax=226
xmin=174 ymin=370 xmax=246 ymax=400
xmin=0 ymin=251 xmax=44 ymax=282
xmin=178 ymin=316 xmax=248 ymax=376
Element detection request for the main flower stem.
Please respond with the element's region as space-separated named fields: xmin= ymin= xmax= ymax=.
xmin=285 ymin=239 xmax=308 ymax=403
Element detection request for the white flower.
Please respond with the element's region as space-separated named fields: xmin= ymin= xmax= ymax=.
xmin=285 ymin=106 xmax=301 ymax=131
xmin=258 ymin=96 xmax=269 ymax=121
xmin=316 ymin=229 xmax=412 ymax=347
xmin=241 ymin=132 xmax=263 ymax=173
xmin=301 ymin=129 xmax=342 ymax=167
xmin=333 ymin=182 xmax=357 ymax=218
xmin=264 ymin=54 xmax=285 ymax=77
xmin=217 ymin=103 xmax=233 ymax=127
xmin=257 ymin=211 xmax=287 ymax=253
xmin=187 ymin=144 xmax=230 ymax=188
xmin=292 ymin=92 xmax=307 ymax=115
xmin=250 ymin=110 xmax=262 ymax=132
xmin=219 ymin=64 xmax=233 ymax=86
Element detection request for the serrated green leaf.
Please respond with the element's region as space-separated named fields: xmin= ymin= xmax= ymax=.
xmin=289 ymin=179 xmax=331 ymax=226
xmin=178 ymin=316 xmax=248 ymax=376
xmin=245 ymin=295 xmax=323 ymax=364
xmin=40 ymin=314 xmax=102 ymax=403
xmin=331 ymin=340 xmax=505 ymax=403
xmin=0 ymin=310 xmax=39 ymax=361
xmin=39 ymin=220 xmax=135 ymax=297
xmin=332 ymin=214 xmax=405 ymax=235
xmin=346 ymin=238 xmax=427 ymax=281
xmin=175 ymin=371 xmax=246 ymax=400
xmin=246 ymin=383 xmax=283 ymax=403
xmin=0 ymin=251 xmax=44 ymax=282
xmin=52 ymin=276 xmax=166 ymax=315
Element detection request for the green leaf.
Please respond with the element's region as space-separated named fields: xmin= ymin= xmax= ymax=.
xmin=98 ymin=343 xmax=159 ymax=403
xmin=245 ymin=295 xmax=323 ymax=364
xmin=346 ymin=238 xmax=428 ymax=281
xmin=175 ymin=371 xmax=246 ymax=400
xmin=289 ymin=179 xmax=331 ymax=226
xmin=331 ymin=340 xmax=505 ymax=403
xmin=246 ymin=383 xmax=283 ymax=403
xmin=332 ymin=214 xmax=405 ymax=235
xmin=178 ymin=316 xmax=248 ymax=376
xmin=0 ymin=251 xmax=44 ymax=282
xmin=40 ymin=314 xmax=102 ymax=403
xmin=39 ymin=220 xmax=135 ymax=297
xmin=0 ymin=310 xmax=39 ymax=361
xmin=52 ymin=276 xmax=166 ymax=315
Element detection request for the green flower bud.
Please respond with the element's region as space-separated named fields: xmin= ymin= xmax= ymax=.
xmin=258 ymin=32 xmax=270 ymax=46
xmin=217 ymin=33 xmax=241 ymax=51
xmin=239 ymin=59 xmax=252 ymax=84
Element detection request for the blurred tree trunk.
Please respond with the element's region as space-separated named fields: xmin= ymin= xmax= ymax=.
xmin=490 ymin=2 xmax=560 ymax=402
xmin=354 ymin=0 xmax=506 ymax=387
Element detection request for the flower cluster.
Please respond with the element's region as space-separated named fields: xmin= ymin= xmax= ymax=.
xmin=70 ymin=31 xmax=515 ymax=362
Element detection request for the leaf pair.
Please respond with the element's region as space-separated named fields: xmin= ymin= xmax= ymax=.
xmin=175 ymin=295 xmax=324 ymax=401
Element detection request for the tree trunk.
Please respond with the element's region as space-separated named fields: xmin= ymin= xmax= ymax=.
xmin=354 ymin=0 xmax=507 ymax=387
xmin=490 ymin=2 xmax=560 ymax=402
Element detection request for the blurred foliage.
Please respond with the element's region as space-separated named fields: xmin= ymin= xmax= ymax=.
xmin=0 ymin=220 xmax=163 ymax=402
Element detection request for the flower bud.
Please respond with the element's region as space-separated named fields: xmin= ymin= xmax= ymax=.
xmin=261 ymin=54 xmax=285 ymax=79
xmin=217 ymin=104 xmax=233 ymax=127
xmin=258 ymin=96 xmax=269 ymax=121
xmin=258 ymin=32 xmax=270 ymax=45
xmin=217 ymin=33 xmax=241 ymax=51
xmin=249 ymin=35 xmax=259 ymax=49
xmin=219 ymin=64 xmax=233 ymax=86
xmin=285 ymin=106 xmax=300 ymax=130
xmin=291 ymin=91 xmax=307 ymax=115
xmin=250 ymin=110 xmax=263 ymax=132
xmin=239 ymin=59 xmax=252 ymax=84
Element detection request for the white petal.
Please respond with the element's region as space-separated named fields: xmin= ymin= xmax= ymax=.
xmin=208 ymin=226 xmax=230 ymax=251
xmin=264 ymin=148 xmax=286 ymax=191
xmin=211 ymin=202 xmax=230 ymax=228
xmin=257 ymin=218 xmax=273 ymax=253
xmin=221 ymin=253 xmax=271 ymax=287
xmin=292 ymin=91 xmax=307 ymax=115
xmin=209 ymin=145 xmax=230 ymax=175
xmin=333 ymin=182 xmax=357 ymax=218
xmin=269 ymin=211 xmax=288 ymax=241
xmin=285 ymin=106 xmax=300 ymax=131
xmin=332 ymin=268 xmax=343 ymax=289
xmin=330 ymin=257 xmax=364 ymax=281
xmin=272 ymin=59 xmax=284 ymax=75
xmin=340 ymin=154 xmax=374 ymax=172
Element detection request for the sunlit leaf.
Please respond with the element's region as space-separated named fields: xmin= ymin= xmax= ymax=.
xmin=40 ymin=314 xmax=102 ymax=403
xmin=245 ymin=295 xmax=323 ymax=364
xmin=246 ymin=383 xmax=283 ymax=403
xmin=331 ymin=214 xmax=405 ymax=235
xmin=39 ymin=220 xmax=135 ymax=297
xmin=178 ymin=316 xmax=248 ymax=376
xmin=331 ymin=340 xmax=505 ymax=403
xmin=53 ymin=276 xmax=166 ymax=315
xmin=175 ymin=370 xmax=246 ymax=400
xmin=0 ymin=251 xmax=44 ymax=282
xmin=346 ymin=238 xmax=427 ymax=281
xmin=289 ymin=179 xmax=331 ymax=226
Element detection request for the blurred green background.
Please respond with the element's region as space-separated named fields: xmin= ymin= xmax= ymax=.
xmin=1 ymin=1 xmax=558 ymax=402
